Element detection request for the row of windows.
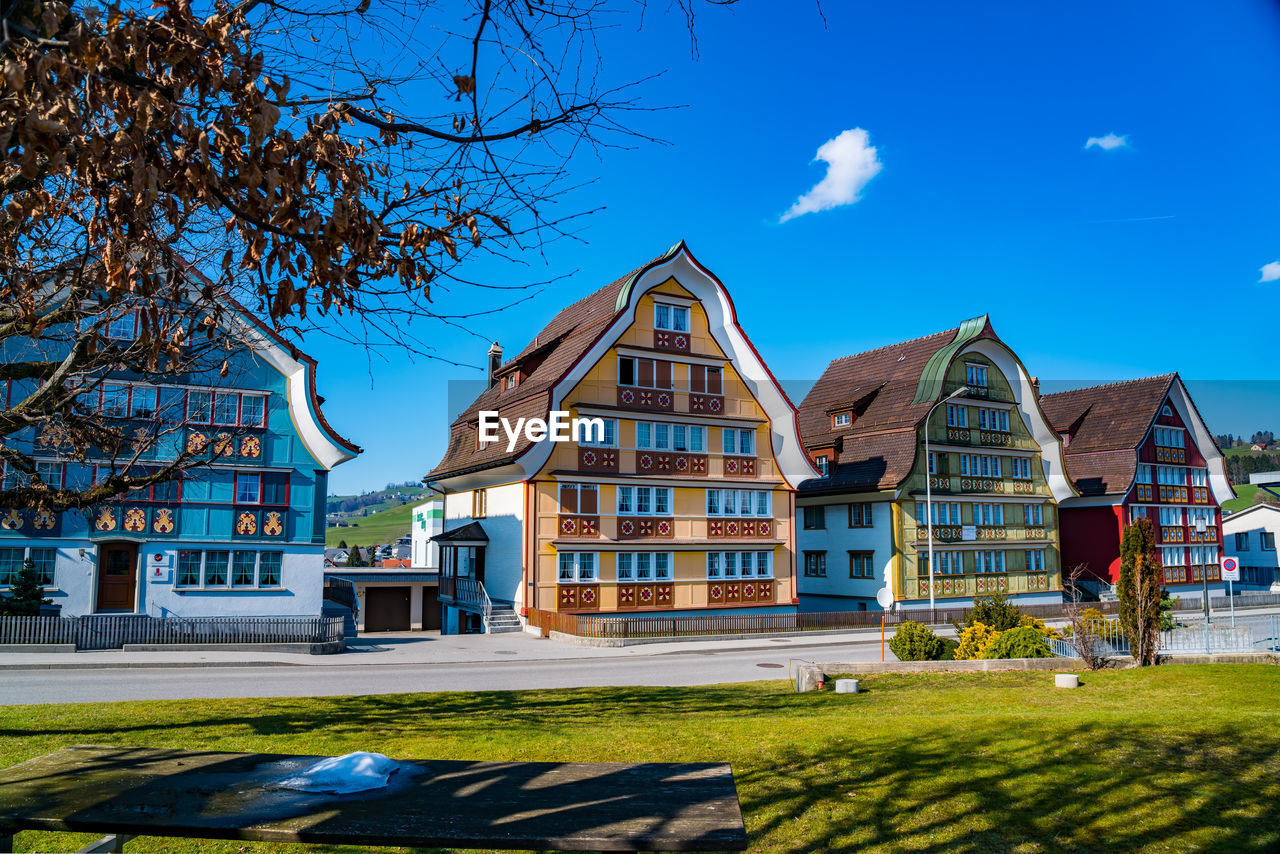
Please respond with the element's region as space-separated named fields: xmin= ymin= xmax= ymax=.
xmin=0 ymin=547 xmax=56 ymax=586
xmin=556 ymin=551 xmax=777 ymax=582
xmin=176 ymin=550 xmax=283 ymax=588
xmin=3 ymin=463 xmax=286 ymax=505
xmin=1137 ymin=465 xmax=1208 ymax=487
xmin=558 ymin=485 xmax=774 ymax=519
xmin=944 ymin=405 xmax=1011 ymax=432
xmin=1130 ymin=505 xmax=1216 ymax=528
xmin=92 ymin=383 xmax=267 ymax=427
xmin=923 ymin=549 xmax=1047 ymax=574
xmin=1234 ymin=531 xmax=1277 ymax=551
xmin=802 ymin=503 xmax=875 ymax=530
xmin=1161 ymin=546 xmax=1220 ymax=568
xmin=616 ymin=486 xmax=671 ymax=516
xmin=706 ymin=489 xmax=771 ymax=517
xmin=577 ymin=417 xmax=755 ymax=456
xmin=913 ymin=501 xmax=1046 ymax=527
xmin=705 ymin=551 xmax=773 ymax=579
xmin=929 ymin=452 xmax=1033 ymax=480
xmin=802 ymin=551 xmax=876 ymax=579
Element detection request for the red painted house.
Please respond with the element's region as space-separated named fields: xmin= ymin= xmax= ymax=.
xmin=1038 ymin=374 xmax=1234 ymax=596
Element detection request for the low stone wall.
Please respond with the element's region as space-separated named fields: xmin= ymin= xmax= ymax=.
xmin=793 ymin=652 xmax=1279 ymax=692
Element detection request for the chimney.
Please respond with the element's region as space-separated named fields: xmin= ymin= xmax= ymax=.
xmin=487 ymin=341 xmax=503 ymax=387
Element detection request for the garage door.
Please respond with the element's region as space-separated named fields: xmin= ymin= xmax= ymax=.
xmin=421 ymin=586 xmax=442 ymax=631
xmin=364 ymin=586 xmax=411 ymax=632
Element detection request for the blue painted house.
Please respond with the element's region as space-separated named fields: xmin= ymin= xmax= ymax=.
xmin=0 ymin=313 xmax=359 ymax=618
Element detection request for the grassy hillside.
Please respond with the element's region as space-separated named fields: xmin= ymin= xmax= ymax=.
xmin=325 ymin=503 xmax=413 ymax=548
xmin=1223 ymin=483 xmax=1275 ymax=513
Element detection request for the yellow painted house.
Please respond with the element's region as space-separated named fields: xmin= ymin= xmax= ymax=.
xmin=425 ymin=243 xmax=818 ymax=633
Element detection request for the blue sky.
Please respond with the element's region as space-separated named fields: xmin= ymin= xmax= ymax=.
xmin=312 ymin=1 xmax=1280 ymax=494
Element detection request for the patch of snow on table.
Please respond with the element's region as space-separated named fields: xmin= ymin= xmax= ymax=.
xmin=271 ymin=752 xmax=399 ymax=793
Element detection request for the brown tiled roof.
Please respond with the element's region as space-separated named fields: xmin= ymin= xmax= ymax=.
xmin=425 ymin=259 xmax=655 ymax=481
xmin=797 ymin=319 xmax=1000 ymax=494
xmin=1038 ymin=375 xmax=1177 ymax=496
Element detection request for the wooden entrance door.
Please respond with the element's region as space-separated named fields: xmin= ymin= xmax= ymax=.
xmin=365 ymin=586 xmax=411 ymax=632
xmin=96 ymin=543 xmax=138 ymax=611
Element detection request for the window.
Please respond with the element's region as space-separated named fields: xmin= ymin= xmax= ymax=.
xmin=973 ymin=550 xmax=1006 ymax=573
xmin=672 ymin=424 xmax=705 ymax=452
xmin=946 ymin=405 xmax=968 ymax=428
xmin=802 ymin=505 xmax=826 ymax=529
xmin=815 ymin=455 xmax=829 ymax=476
xmin=707 ymin=550 xmax=770 ymax=580
xmin=654 ymin=303 xmax=690 ymax=332
xmin=187 ymin=390 xmax=212 ymax=424
xmin=965 ymin=363 xmax=988 ymax=388
xmin=1155 ymin=427 xmax=1186 ymax=448
xmin=158 ymin=387 xmax=186 ymax=422
xmin=1161 ymin=547 xmax=1185 ymax=567
xmin=472 ymin=489 xmax=487 ymax=519
xmin=0 ymin=548 xmax=22 ymax=586
xmin=690 ymin=365 xmax=724 ymax=396
xmin=1190 ymin=468 xmax=1208 ymax=487
xmin=101 ymin=382 xmax=130 ymax=417
xmin=1188 ymin=507 xmax=1214 ymax=529
xmin=259 ymin=552 xmax=282 ymax=586
xmin=915 ymin=501 xmax=961 ymax=526
xmin=579 ymin=418 xmax=617 ymax=447
xmin=177 ymin=551 xmax=202 ymax=587
xmin=1156 ymin=466 xmax=1184 ymax=486
xmin=617 ymin=486 xmax=672 ymax=516
xmin=204 ymin=550 xmax=229 ymax=586
xmin=213 ymin=393 xmax=239 ymax=425
xmin=261 ymin=472 xmax=288 ymax=505
xmin=1236 ymin=532 xmax=1250 ymax=551
xmin=105 ymin=310 xmax=138 ymax=340
xmin=1024 ymin=504 xmax=1044 ymax=526
xmin=232 ymin=551 xmax=257 ymax=586
xmin=558 ymin=552 xmax=597 ymax=582
xmin=1190 ymin=545 xmax=1219 ymax=566
xmin=35 ymin=460 xmax=62 ymax=489
xmin=241 ymin=395 xmax=266 ymax=428
xmin=928 ymin=451 xmax=941 ymax=475
xmin=706 ymin=489 xmax=771 ymax=517
xmin=932 ymin=550 xmax=965 ymax=574
xmin=504 ymin=373 xmax=518 ymax=391
xmin=1008 ymin=457 xmax=1030 ymax=480
xmin=978 ymin=408 xmax=1009 ymax=432
xmin=234 ymin=472 xmax=261 ymax=504
xmin=637 ymin=421 xmax=702 ymax=451
xmin=849 ymin=503 xmax=873 ymax=527
xmin=617 ymin=356 xmax=673 ymax=389
xmin=849 ymin=551 xmax=874 ymax=579
xmin=1026 ymin=549 xmax=1046 ymax=573
xmin=722 ymin=428 xmax=755 ymax=456
xmin=559 ymin=483 xmax=599 ymax=514
xmin=1159 ymin=506 xmax=1184 ymax=527
xmin=833 ymin=412 xmax=851 ymax=428
xmin=1263 ymin=532 xmax=1276 ymax=551
xmin=803 ymin=551 xmax=827 ymax=577
xmin=1137 ymin=464 xmax=1152 ymax=484
xmin=129 ymin=386 xmax=157 ymax=419
xmin=976 ymin=503 xmax=1005 ymax=526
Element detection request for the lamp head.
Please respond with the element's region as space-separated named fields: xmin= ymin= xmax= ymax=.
xmin=945 ymin=386 xmax=970 ymax=401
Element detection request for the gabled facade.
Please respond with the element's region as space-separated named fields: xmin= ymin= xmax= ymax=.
xmin=424 ymin=243 xmax=818 ymax=632
xmin=795 ymin=316 xmax=1074 ymax=611
xmin=0 ymin=308 xmax=359 ymax=617
xmin=1040 ymin=375 xmax=1234 ymax=595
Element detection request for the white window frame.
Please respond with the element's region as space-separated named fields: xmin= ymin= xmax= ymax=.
xmin=653 ymin=303 xmax=690 ymax=333
xmin=558 ymin=551 xmax=598 ymax=583
xmin=579 ymin=418 xmax=618 ymax=448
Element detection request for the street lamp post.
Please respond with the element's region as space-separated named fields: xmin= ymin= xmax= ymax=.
xmin=1196 ymin=517 xmax=1210 ymax=654
xmin=924 ymin=386 xmax=969 ymax=614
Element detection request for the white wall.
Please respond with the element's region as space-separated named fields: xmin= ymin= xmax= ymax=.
xmin=1223 ymin=506 xmax=1280 ymax=589
xmin=444 ymin=483 xmax=526 ymax=607
xmin=411 ymin=499 xmax=443 ymax=570
xmin=795 ymin=499 xmax=892 ymax=610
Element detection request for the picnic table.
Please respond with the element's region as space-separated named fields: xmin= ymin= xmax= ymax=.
xmin=0 ymin=745 xmax=747 ymax=852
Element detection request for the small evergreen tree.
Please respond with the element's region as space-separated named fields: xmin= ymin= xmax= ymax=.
xmin=0 ymin=558 xmax=51 ymax=616
xmin=962 ymin=592 xmax=1022 ymax=631
xmin=345 ymin=547 xmax=364 ymax=567
xmin=338 ymin=539 xmax=348 ymax=549
xmin=1118 ymin=518 xmax=1163 ymax=666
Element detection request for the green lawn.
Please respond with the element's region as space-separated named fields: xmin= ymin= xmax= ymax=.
xmin=325 ymin=503 xmax=413 ymax=549
xmin=4 ymin=667 xmax=1280 ymax=852
xmin=1223 ymin=483 xmax=1273 ymax=513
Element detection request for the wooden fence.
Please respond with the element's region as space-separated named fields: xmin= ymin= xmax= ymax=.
xmin=526 ymin=600 xmax=1130 ymax=640
xmin=0 ymin=615 xmax=345 ymax=649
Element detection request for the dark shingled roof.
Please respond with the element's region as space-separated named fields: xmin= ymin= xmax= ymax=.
xmin=425 ymin=257 xmax=662 ymax=482
xmin=796 ymin=318 xmax=1001 ymax=494
xmin=1037 ymin=375 xmax=1177 ymax=496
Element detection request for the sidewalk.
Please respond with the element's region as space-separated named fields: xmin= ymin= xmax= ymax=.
xmin=0 ymin=626 xmax=893 ymax=670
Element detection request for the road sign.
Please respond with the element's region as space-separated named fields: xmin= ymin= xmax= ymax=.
xmin=1221 ymin=556 xmax=1240 ymax=581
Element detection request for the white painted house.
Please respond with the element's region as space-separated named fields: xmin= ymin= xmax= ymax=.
xmin=1222 ymin=503 xmax=1280 ymax=591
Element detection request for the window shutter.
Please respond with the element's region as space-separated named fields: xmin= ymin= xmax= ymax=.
xmin=656 ymin=360 xmax=672 ymax=389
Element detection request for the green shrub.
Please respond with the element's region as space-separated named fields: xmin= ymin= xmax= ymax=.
xmin=965 ymin=592 xmax=1023 ymax=631
xmin=982 ymin=626 xmax=1053 ymax=659
xmin=888 ymin=621 xmax=944 ymax=661
xmin=937 ymin=637 xmax=959 ymax=661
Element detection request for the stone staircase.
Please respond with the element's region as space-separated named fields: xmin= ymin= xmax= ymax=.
xmin=485 ymin=604 xmax=523 ymax=634
xmin=322 ymin=602 xmax=358 ymax=638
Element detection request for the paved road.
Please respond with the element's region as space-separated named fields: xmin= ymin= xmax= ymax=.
xmin=0 ymin=639 xmax=890 ymax=705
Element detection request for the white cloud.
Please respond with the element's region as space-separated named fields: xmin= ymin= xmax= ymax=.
xmin=1260 ymin=261 xmax=1280 ymax=283
xmin=1085 ymin=133 xmax=1129 ymax=151
xmin=780 ymin=128 xmax=882 ymax=223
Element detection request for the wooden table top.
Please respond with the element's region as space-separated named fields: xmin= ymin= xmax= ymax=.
xmin=0 ymin=745 xmax=747 ymax=851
